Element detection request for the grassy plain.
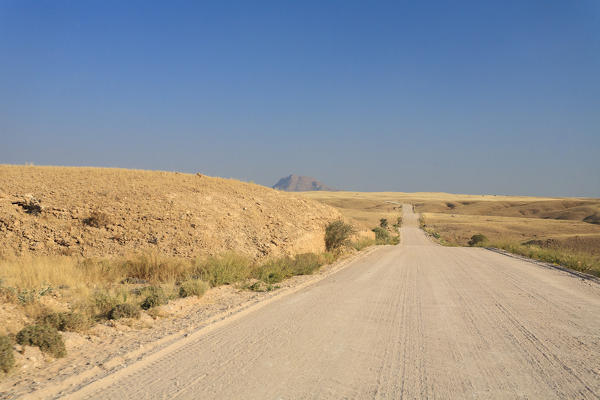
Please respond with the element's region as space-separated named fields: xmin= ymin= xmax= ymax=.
xmin=303 ymin=191 xmax=600 ymax=276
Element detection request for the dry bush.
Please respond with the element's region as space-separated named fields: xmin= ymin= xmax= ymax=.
xmin=16 ymin=324 xmax=66 ymax=358
xmin=140 ymin=286 xmax=168 ymax=310
xmin=12 ymin=196 xmax=42 ymax=215
xmin=83 ymin=210 xmax=111 ymax=228
xmin=39 ymin=311 xmax=91 ymax=332
xmin=108 ymin=303 xmax=139 ymax=320
xmin=179 ymin=279 xmax=209 ymax=298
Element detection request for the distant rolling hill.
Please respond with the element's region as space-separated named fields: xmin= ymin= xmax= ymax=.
xmin=273 ymin=174 xmax=334 ymax=192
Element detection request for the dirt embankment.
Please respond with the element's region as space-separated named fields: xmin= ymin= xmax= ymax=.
xmin=0 ymin=165 xmax=341 ymax=259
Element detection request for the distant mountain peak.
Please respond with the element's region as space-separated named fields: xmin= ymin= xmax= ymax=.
xmin=272 ymin=174 xmax=334 ymax=192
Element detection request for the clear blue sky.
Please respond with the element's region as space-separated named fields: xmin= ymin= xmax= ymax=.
xmin=1 ymin=1 xmax=599 ymax=197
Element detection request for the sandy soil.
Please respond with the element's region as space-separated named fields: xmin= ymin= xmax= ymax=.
xmin=48 ymin=205 xmax=600 ymax=399
xmin=0 ymin=165 xmax=341 ymax=259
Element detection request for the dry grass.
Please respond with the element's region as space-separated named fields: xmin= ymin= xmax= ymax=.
xmin=0 ymin=247 xmax=351 ymax=336
xmin=305 ymin=191 xmax=600 ymax=276
xmin=421 ymin=212 xmax=600 ymax=276
xmin=303 ymin=191 xmax=600 ymax=226
xmin=420 ymin=212 xmax=600 ymax=246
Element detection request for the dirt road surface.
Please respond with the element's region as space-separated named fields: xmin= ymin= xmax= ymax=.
xmin=67 ymin=205 xmax=600 ymax=399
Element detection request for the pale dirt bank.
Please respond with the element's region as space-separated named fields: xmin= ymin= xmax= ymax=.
xmin=0 ymin=165 xmax=342 ymax=259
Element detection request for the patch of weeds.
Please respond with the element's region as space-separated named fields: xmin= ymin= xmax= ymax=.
xmin=140 ymin=286 xmax=167 ymax=310
xmin=290 ymin=253 xmax=322 ymax=275
xmin=254 ymin=259 xmax=290 ymax=284
xmin=108 ymin=303 xmax=140 ymax=320
xmin=90 ymin=290 xmax=122 ymax=319
xmin=194 ymin=253 xmax=251 ymax=287
xmin=16 ymin=324 xmax=66 ymax=358
xmin=120 ymin=254 xmax=189 ymax=283
xmin=179 ymin=279 xmax=209 ymax=298
xmin=0 ymin=285 xmax=18 ymax=304
xmin=352 ymin=237 xmax=375 ymax=251
xmin=0 ymin=335 xmax=15 ymax=373
xmin=39 ymin=311 xmax=91 ymax=332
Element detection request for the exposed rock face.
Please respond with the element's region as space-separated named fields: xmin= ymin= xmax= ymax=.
xmin=0 ymin=165 xmax=342 ymax=259
xmin=272 ymin=174 xmax=334 ymax=192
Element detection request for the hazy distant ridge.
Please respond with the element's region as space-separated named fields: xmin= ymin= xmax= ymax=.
xmin=273 ymin=174 xmax=334 ymax=192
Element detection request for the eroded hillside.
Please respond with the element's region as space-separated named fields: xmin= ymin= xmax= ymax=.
xmin=0 ymin=165 xmax=341 ymax=259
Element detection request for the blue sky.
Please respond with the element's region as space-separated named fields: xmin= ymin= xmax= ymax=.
xmin=1 ymin=1 xmax=599 ymax=196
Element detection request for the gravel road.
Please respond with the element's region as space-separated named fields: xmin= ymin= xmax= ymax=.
xmin=68 ymin=205 xmax=600 ymax=399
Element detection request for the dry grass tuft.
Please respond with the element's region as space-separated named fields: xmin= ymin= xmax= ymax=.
xmin=83 ymin=210 xmax=111 ymax=228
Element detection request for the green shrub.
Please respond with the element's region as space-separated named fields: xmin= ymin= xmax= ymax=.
xmin=468 ymin=234 xmax=488 ymax=246
xmin=39 ymin=311 xmax=91 ymax=332
xmin=16 ymin=324 xmax=66 ymax=358
xmin=108 ymin=303 xmax=140 ymax=319
xmin=0 ymin=335 xmax=15 ymax=373
xmin=179 ymin=279 xmax=209 ymax=298
xmin=379 ymin=218 xmax=388 ymax=228
xmin=325 ymin=220 xmax=355 ymax=251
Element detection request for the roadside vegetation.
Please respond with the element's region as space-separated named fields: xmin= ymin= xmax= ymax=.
xmin=372 ymin=217 xmax=400 ymax=245
xmin=0 ymin=218 xmax=396 ymax=373
xmin=420 ymin=215 xmax=600 ymax=277
xmin=304 ymin=192 xmax=600 ymax=278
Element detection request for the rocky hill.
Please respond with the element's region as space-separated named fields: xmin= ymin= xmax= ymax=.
xmin=273 ymin=174 xmax=334 ymax=192
xmin=0 ymin=165 xmax=342 ymax=259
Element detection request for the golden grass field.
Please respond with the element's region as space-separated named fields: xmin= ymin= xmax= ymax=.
xmin=302 ymin=191 xmax=600 ymax=276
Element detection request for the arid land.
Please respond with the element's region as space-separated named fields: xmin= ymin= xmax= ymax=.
xmin=45 ymin=205 xmax=600 ymax=399
xmin=1 ymin=166 xmax=599 ymax=398
xmin=303 ymin=191 xmax=600 ymax=276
